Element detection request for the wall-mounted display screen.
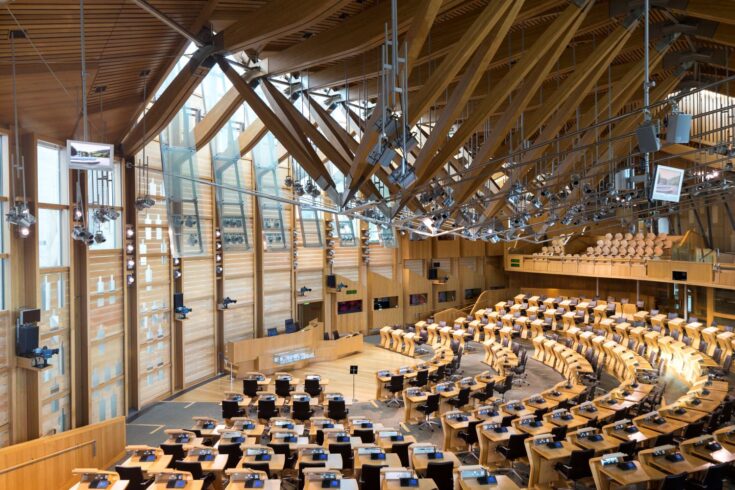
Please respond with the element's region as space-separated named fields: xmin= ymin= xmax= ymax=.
xmin=373 ymin=296 xmax=398 ymax=310
xmin=465 ymin=288 xmax=482 ymax=300
xmin=337 ymin=300 xmax=362 ymax=315
xmin=409 ymin=293 xmax=427 ymax=306
xmin=437 ymin=291 xmax=456 ymax=303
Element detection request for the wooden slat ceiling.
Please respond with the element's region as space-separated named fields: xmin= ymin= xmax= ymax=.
xmin=0 ymin=0 xmax=209 ymax=142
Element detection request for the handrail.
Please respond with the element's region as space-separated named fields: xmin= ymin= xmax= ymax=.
xmin=0 ymin=440 xmax=95 ymax=474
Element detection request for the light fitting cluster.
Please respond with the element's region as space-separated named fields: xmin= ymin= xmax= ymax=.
xmin=6 ymin=203 xmax=36 ymax=238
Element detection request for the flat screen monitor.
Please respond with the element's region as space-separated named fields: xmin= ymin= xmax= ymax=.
xmin=651 ymin=165 xmax=685 ymax=202
xmin=464 ymin=288 xmax=482 ymax=300
xmin=337 ymin=300 xmax=362 ymax=315
xmin=19 ymin=308 xmax=41 ymax=324
xmin=285 ymin=320 xmax=299 ymax=334
xmin=409 ymin=293 xmax=427 ymax=306
xmin=373 ymin=296 xmax=398 ymax=310
xmin=267 ymin=327 xmax=278 ymax=337
xmin=67 ymin=140 xmax=115 ymax=170
xmin=437 ymin=291 xmax=456 ymax=303
xmin=427 ymin=268 xmax=438 ymax=280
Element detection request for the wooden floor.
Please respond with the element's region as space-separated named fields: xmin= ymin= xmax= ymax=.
xmin=176 ymin=342 xmax=417 ymax=403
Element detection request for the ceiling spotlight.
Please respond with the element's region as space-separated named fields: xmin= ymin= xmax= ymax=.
xmin=6 ymin=203 xmax=36 ymax=238
xmin=294 ymin=183 xmax=305 ymax=196
xmin=173 ymin=270 xmax=182 ymax=279
xmin=72 ymin=225 xmax=94 ymax=244
xmin=126 ymin=228 xmax=135 ymax=239
xmin=94 ymin=230 xmax=106 ymax=244
xmin=126 ymin=274 xmax=135 ymax=286
xmin=126 ymin=259 xmax=135 ymax=270
xmin=569 ymin=174 xmax=580 ymax=188
xmin=73 ymin=205 xmax=84 ymax=222
xmin=284 ymin=176 xmax=294 ymax=187
xmin=135 ymin=196 xmax=156 ymax=210
xmin=126 ymin=243 xmax=135 ymax=254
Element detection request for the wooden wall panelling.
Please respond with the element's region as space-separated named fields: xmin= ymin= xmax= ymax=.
xmin=296 ymin=269 xmax=324 ymax=304
xmin=460 ymin=239 xmax=485 ymax=257
xmin=262 ymin=251 xmax=293 ymax=333
xmin=433 ymin=258 xmax=461 ymax=310
xmin=400 ymin=236 xmax=432 ymax=260
xmin=37 ymin=271 xmax=72 ymax=437
xmin=459 ymin=257 xmax=484 ymax=306
xmin=433 ymin=237 xmax=460 ymax=258
xmin=135 ymin=137 xmax=173 ymax=408
xmin=0 ymin=417 xmax=126 ymax=490
xmin=181 ymin=258 xmax=216 ymax=387
xmin=0 ymin=311 xmax=9 ymax=447
xmin=86 ymin=251 xmax=125 ymax=424
xmin=223 ymin=251 xmax=255 ymax=343
xmin=402 ymin=259 xmax=433 ymax=323
xmin=368 ymin=271 xmax=403 ymax=329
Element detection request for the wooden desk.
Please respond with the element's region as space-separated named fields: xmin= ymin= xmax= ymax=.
xmin=353 ymin=452 xmax=401 ymax=479
xmin=545 ymin=413 xmax=589 ymax=430
xmin=443 ymin=416 xmax=478 ymax=452
xmin=662 ymin=407 xmax=711 ymax=424
xmin=458 ymin=475 xmax=520 ymax=490
xmin=411 ymin=451 xmax=461 ymax=475
xmin=382 ymin=479 xmax=436 ymax=490
xmin=524 ymin=397 xmax=560 ymax=413
xmin=606 ymin=425 xmax=658 ymax=444
xmin=599 ymin=460 xmax=665 ymax=488
xmin=527 ymin=439 xmax=579 ymax=487
xmin=635 ymin=416 xmax=687 ymax=435
xmin=119 ymin=454 xmax=172 ymax=476
xmin=238 ymin=454 xmax=286 ymax=475
xmin=183 ymin=454 xmax=228 ymax=490
xmin=478 ymin=425 xmax=520 ymax=465
xmin=296 ymin=453 xmax=343 ymax=470
xmin=70 ymin=482 xmax=128 ymax=490
xmin=225 ymin=479 xmax=281 ymax=490
xmin=646 ymin=452 xmax=711 ymax=475
xmin=376 ymin=435 xmax=417 ymax=451
xmin=304 ymin=479 xmax=358 ymax=490
xmin=570 ymin=433 xmax=620 ymax=454
xmin=514 ymin=420 xmax=556 ymax=436
xmin=682 ymin=435 xmax=735 ymax=465
xmin=148 ymin=481 xmax=204 ymax=490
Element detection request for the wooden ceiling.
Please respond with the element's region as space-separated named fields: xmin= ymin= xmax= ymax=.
xmin=2 ymin=0 xmax=735 ymax=224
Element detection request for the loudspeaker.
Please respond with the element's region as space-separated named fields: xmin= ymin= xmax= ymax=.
xmin=666 ymin=113 xmax=692 ymax=144
xmin=672 ymin=271 xmax=687 ymax=281
xmin=173 ymin=292 xmax=184 ymax=310
xmin=16 ymin=325 xmax=39 ymax=357
xmin=428 ymin=268 xmax=438 ymax=280
xmin=326 ymin=274 xmax=337 ymax=289
xmin=636 ymin=122 xmax=661 ymax=153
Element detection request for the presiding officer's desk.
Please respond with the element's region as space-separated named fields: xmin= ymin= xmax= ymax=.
xmin=226 ymin=321 xmax=363 ymax=376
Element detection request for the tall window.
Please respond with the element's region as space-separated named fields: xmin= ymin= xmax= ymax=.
xmin=0 ymin=134 xmax=7 ymax=309
xmin=37 ymin=142 xmax=69 ymax=268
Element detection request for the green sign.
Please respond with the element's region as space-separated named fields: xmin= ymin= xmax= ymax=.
xmin=346 ymin=289 xmax=358 ymax=295
xmin=510 ymin=258 xmax=521 ymax=268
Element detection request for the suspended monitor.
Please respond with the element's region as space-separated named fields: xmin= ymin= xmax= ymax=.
xmin=67 ymin=140 xmax=115 ymax=170
xmin=651 ymin=165 xmax=685 ymax=202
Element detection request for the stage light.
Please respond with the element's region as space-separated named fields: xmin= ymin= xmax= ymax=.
xmin=126 ymin=259 xmax=135 ymax=270
xmin=173 ymin=270 xmax=182 ymax=280
xmin=6 ymin=203 xmax=35 ymax=238
xmin=126 ymin=243 xmax=135 ymax=254
xmin=135 ymin=196 xmax=156 ymax=210
xmin=126 ymin=228 xmax=135 ymax=239
xmin=73 ymin=205 xmax=84 ymax=222
xmin=126 ymin=274 xmax=135 ymax=286
xmin=94 ymin=230 xmax=106 ymax=244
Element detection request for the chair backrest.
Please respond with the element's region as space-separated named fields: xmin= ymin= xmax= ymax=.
xmin=463 ymin=421 xmax=480 ymax=444
xmin=361 ymin=464 xmax=387 ymax=488
xmin=268 ymin=443 xmax=290 ymax=456
xmin=415 ymin=369 xmax=428 ymax=385
xmin=353 ymin=428 xmax=375 ymax=444
xmin=115 ymin=466 xmax=145 ymax=488
xmin=389 ymin=375 xmax=404 ymax=392
xmin=457 ymin=387 xmax=470 ymax=404
xmin=617 ymin=440 xmax=636 ymax=458
xmin=426 ymin=461 xmax=454 ymax=490
xmin=551 ymin=425 xmax=567 ymax=442
xmin=483 ymin=381 xmax=495 ymax=396
xmin=327 ymin=400 xmax=347 ymax=418
xmin=217 ymin=443 xmax=243 ymax=470
xmin=258 ymin=399 xmax=276 ymax=419
xmin=160 ymin=443 xmax=186 ymax=461
xmin=173 ymin=461 xmax=203 ymax=480
xmin=391 ymin=442 xmax=411 ymax=467
xmin=700 ymin=462 xmax=726 ymax=490
xmin=243 ymin=379 xmax=260 ymax=397
xmin=327 ymin=443 xmax=353 ymax=469
xmin=293 ymin=400 xmax=312 ymax=419
xmin=506 ymin=433 xmax=529 ymax=458
xmin=654 ymin=433 xmax=674 ymax=447
xmin=332 ymin=330 xmax=340 ymax=340
xmin=222 ymin=399 xmax=241 ymax=419
xmin=298 ymin=462 xmax=326 ymax=490
xmin=276 ymin=379 xmax=292 ymax=397
xmin=683 ymin=420 xmax=705 ymax=439
xmin=500 ymin=415 xmax=515 ymax=427
xmin=660 ymin=472 xmax=687 ymax=490
xmin=425 ymin=393 xmax=440 ymax=413
xmin=569 ymin=449 xmax=595 ymax=477
xmin=242 ymin=462 xmax=271 ymax=478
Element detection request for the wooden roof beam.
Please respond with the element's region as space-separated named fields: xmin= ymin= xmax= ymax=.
xmin=238 ymin=118 xmax=268 ymax=157
xmin=456 ymin=13 xmax=632 ymax=211
xmin=218 ymin=57 xmax=338 ymax=201
xmin=407 ymin=0 xmax=519 ymax=124
xmin=120 ymin=45 xmax=215 ymax=159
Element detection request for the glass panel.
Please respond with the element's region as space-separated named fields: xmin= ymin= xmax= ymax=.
xmin=714 ymin=289 xmax=735 ymax=316
xmin=160 ymin=105 xmax=206 ymax=257
xmin=37 ymin=142 xmax=68 ymax=205
xmin=38 ymin=209 xmax=69 ymax=268
xmin=202 ymin=65 xmax=253 ymax=251
xmin=299 ymin=208 xmax=322 ymax=247
xmin=253 ymin=134 xmax=288 ymax=251
xmin=336 ymin=215 xmax=356 ymax=247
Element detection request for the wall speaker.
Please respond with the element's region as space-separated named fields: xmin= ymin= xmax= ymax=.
xmin=636 ymin=122 xmax=661 ymax=153
xmin=672 ymin=271 xmax=687 ymax=281
xmin=16 ymin=325 xmax=39 ymax=357
xmin=326 ymin=274 xmax=337 ymax=289
xmin=428 ymin=268 xmax=438 ymax=280
xmin=666 ymin=113 xmax=692 ymax=144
